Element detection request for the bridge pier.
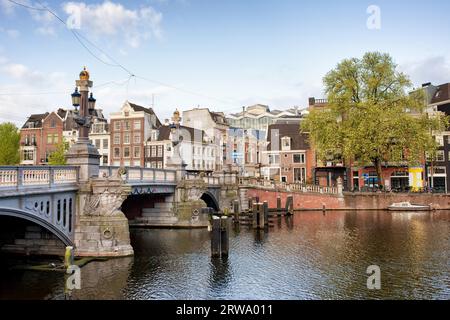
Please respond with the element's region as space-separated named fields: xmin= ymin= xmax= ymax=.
xmin=74 ymin=179 xmax=133 ymax=257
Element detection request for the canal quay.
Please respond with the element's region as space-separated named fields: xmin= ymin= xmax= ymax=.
xmin=1 ymin=210 xmax=449 ymax=300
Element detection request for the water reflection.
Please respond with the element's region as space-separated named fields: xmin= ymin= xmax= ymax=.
xmin=1 ymin=211 xmax=449 ymax=300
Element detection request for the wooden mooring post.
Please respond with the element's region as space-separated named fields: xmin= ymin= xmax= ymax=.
xmin=221 ymin=216 xmax=232 ymax=257
xmin=211 ymin=216 xmax=221 ymax=258
xmin=211 ymin=215 xmax=232 ymax=258
xmin=285 ymin=196 xmax=294 ymax=215
xmin=233 ymin=200 xmax=240 ymax=223
xmin=277 ymin=196 xmax=282 ymax=216
xmin=252 ymin=203 xmax=259 ymax=229
xmin=263 ymin=201 xmax=269 ymax=227
xmin=258 ymin=203 xmax=265 ymax=229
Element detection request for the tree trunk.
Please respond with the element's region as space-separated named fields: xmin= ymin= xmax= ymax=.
xmin=374 ymin=158 xmax=384 ymax=190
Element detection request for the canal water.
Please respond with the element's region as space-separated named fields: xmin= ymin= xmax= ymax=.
xmin=0 ymin=211 xmax=449 ymax=300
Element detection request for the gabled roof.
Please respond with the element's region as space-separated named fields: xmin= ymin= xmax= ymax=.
xmin=431 ymin=83 xmax=450 ymax=104
xmin=127 ymin=102 xmax=162 ymax=127
xmin=21 ymin=113 xmax=49 ymax=129
xmin=150 ymin=125 xmax=209 ymax=144
xmin=267 ymin=123 xmax=310 ymax=151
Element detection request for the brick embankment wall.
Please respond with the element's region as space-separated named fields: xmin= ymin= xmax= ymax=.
xmin=246 ymin=188 xmax=450 ymax=211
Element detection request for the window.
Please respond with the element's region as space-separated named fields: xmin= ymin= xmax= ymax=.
xmin=157 ymin=161 xmax=163 ymax=169
xmin=47 ymin=134 xmax=52 ymax=144
xmin=102 ymin=155 xmax=108 ymax=165
xmin=157 ymin=145 xmax=163 ymax=157
xmin=151 ymin=146 xmax=156 ymax=157
xmin=436 ymin=150 xmax=445 ymax=162
xmin=124 ymin=121 xmax=131 ymax=131
xmin=134 ymin=120 xmax=141 ymax=130
xmin=134 ymin=133 xmax=141 ymax=144
xmin=53 ymin=134 xmax=59 ymax=144
xmin=124 ymin=133 xmax=130 ymax=144
xmin=114 ymin=148 xmax=120 ymax=158
xmin=293 ymin=154 xmax=305 ymax=164
xmin=151 ymin=161 xmax=157 ymax=168
xmin=269 ymin=154 xmax=280 ymax=165
xmin=114 ymin=133 xmax=120 ymax=145
xmin=124 ymin=147 xmax=130 ymax=158
xmin=281 ymin=137 xmax=291 ymax=151
xmin=436 ymin=135 xmax=444 ymax=147
xmin=151 ymin=131 xmax=158 ymax=141
xmin=114 ymin=121 xmax=121 ymax=131
xmin=134 ymin=147 xmax=140 ymax=158
xmin=50 ymin=119 xmax=56 ymax=128
xmin=23 ymin=150 xmax=34 ymax=161
xmin=95 ymin=139 xmax=101 ymax=149
xmin=103 ymin=139 xmax=109 ymax=149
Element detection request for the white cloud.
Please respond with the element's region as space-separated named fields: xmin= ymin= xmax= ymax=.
xmin=62 ymin=1 xmax=163 ymax=48
xmin=400 ymin=56 xmax=450 ymax=87
xmin=0 ymin=27 xmax=20 ymax=38
xmin=2 ymin=63 xmax=29 ymax=79
xmin=36 ymin=26 xmax=56 ymax=36
xmin=0 ymin=0 xmax=16 ymax=15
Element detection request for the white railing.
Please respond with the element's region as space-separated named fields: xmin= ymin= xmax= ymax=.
xmin=239 ymin=178 xmax=339 ymax=195
xmin=99 ymin=166 xmax=177 ymax=184
xmin=0 ymin=166 xmax=79 ymax=189
xmin=184 ymin=172 xmax=237 ymax=186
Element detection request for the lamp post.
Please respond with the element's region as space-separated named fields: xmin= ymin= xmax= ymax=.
xmin=66 ymin=67 xmax=101 ymax=181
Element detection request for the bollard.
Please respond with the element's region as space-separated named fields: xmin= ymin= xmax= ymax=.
xmin=64 ymin=246 xmax=74 ymax=268
xmin=233 ymin=200 xmax=240 ymax=223
xmin=277 ymin=196 xmax=282 ymax=215
xmin=220 ymin=216 xmax=231 ymax=257
xmin=252 ymin=203 xmax=259 ymax=229
xmin=211 ymin=216 xmax=221 ymax=258
xmin=258 ymin=203 xmax=265 ymax=229
xmin=263 ymin=201 xmax=269 ymax=226
xmin=285 ymin=196 xmax=293 ymax=215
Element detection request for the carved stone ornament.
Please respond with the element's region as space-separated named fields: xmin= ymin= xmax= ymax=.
xmin=84 ymin=187 xmax=128 ymax=216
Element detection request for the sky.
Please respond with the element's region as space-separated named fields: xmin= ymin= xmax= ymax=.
xmin=0 ymin=0 xmax=450 ymax=126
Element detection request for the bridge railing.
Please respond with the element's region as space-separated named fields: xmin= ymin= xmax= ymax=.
xmin=99 ymin=166 xmax=177 ymax=183
xmin=239 ymin=177 xmax=339 ymax=195
xmin=0 ymin=166 xmax=79 ymax=189
xmin=184 ymin=172 xmax=238 ymax=186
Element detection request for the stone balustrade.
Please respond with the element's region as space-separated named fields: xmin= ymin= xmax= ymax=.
xmin=0 ymin=166 xmax=79 ymax=189
xmin=99 ymin=166 xmax=177 ymax=184
xmin=239 ymin=177 xmax=339 ymax=195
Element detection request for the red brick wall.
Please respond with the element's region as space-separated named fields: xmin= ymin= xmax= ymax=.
xmin=42 ymin=113 xmax=63 ymax=163
xmin=246 ymin=188 xmax=450 ymax=210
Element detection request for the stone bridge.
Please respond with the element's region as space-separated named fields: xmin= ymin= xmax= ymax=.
xmin=0 ymin=164 xmax=239 ymax=257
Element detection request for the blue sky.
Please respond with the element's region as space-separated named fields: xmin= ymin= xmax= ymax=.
xmin=1 ymin=0 xmax=450 ymax=125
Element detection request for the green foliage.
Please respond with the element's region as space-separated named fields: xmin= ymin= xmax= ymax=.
xmin=302 ymin=52 xmax=449 ymax=186
xmin=0 ymin=122 xmax=20 ymax=165
xmin=48 ymin=140 xmax=69 ymax=166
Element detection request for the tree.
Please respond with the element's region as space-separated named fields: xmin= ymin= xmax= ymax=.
xmin=302 ymin=52 xmax=448 ymax=189
xmin=0 ymin=122 xmax=20 ymax=165
xmin=48 ymin=140 xmax=69 ymax=166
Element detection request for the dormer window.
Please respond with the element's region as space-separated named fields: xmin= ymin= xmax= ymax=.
xmin=281 ymin=136 xmax=291 ymax=151
xmin=151 ymin=131 xmax=158 ymax=141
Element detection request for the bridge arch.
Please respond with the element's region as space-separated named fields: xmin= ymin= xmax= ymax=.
xmin=0 ymin=208 xmax=73 ymax=246
xmin=200 ymin=191 xmax=220 ymax=212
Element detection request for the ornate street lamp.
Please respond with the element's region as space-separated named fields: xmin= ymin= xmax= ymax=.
xmin=66 ymin=66 xmax=101 ymax=182
xmin=88 ymin=92 xmax=96 ymax=110
xmin=70 ymin=66 xmax=93 ymax=143
xmin=71 ymin=87 xmax=81 ymax=113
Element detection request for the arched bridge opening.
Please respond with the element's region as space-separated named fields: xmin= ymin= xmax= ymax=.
xmin=0 ymin=209 xmax=71 ymax=256
xmin=201 ymin=192 xmax=220 ymax=213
